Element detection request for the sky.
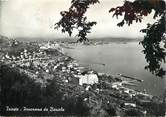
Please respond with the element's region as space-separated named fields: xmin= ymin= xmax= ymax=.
xmin=0 ymin=0 xmax=157 ymax=39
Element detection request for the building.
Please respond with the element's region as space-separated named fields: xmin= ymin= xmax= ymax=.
xmin=76 ymin=73 xmax=99 ymax=85
xmin=40 ymin=41 xmax=63 ymax=53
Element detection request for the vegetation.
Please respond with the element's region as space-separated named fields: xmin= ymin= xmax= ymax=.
xmin=0 ymin=64 xmax=89 ymax=116
xmin=0 ymin=0 xmax=165 ymax=116
xmin=55 ymin=0 xmax=166 ymax=77
xmin=0 ymin=39 xmax=165 ymax=116
xmin=1 ymin=63 xmax=165 ymax=116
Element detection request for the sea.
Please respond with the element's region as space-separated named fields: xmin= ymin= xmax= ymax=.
xmin=64 ymin=41 xmax=166 ymax=96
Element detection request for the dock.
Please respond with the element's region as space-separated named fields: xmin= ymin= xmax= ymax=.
xmin=118 ymin=74 xmax=144 ymax=82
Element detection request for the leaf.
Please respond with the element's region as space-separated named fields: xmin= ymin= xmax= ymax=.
xmin=109 ymin=8 xmax=115 ymax=13
xmin=140 ymin=29 xmax=147 ymax=33
xmin=117 ymin=20 xmax=124 ymax=27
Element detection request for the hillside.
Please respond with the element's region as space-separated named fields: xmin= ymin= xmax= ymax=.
xmin=0 ymin=38 xmax=165 ymax=116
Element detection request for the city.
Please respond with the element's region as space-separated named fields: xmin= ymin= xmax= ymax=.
xmin=0 ymin=36 xmax=165 ymax=116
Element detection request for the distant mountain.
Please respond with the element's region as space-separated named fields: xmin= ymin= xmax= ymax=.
xmin=0 ymin=35 xmax=10 ymax=39
xmin=0 ymin=35 xmax=9 ymax=43
xmin=89 ymin=37 xmax=142 ymax=42
xmin=15 ymin=36 xmax=143 ymax=43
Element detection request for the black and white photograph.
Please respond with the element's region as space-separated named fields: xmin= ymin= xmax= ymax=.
xmin=0 ymin=0 xmax=166 ymax=116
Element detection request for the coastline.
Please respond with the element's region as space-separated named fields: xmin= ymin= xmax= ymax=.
xmin=0 ymin=38 xmax=165 ymax=116
xmin=63 ymin=41 xmax=166 ymax=96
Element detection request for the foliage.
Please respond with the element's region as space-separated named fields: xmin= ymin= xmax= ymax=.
xmin=55 ymin=0 xmax=166 ymax=77
xmin=140 ymin=15 xmax=166 ymax=77
xmin=0 ymin=64 xmax=89 ymax=116
xmin=110 ymin=0 xmax=166 ymax=77
xmin=0 ymin=63 xmax=165 ymax=116
xmin=55 ymin=0 xmax=99 ymax=42
xmin=109 ymin=0 xmax=165 ymax=26
xmin=0 ymin=64 xmax=43 ymax=115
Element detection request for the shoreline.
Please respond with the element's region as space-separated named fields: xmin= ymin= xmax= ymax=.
xmin=0 ymin=38 xmax=165 ymax=116
xmin=63 ymin=42 xmax=165 ymax=96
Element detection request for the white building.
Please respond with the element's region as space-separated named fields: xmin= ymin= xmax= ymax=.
xmin=40 ymin=41 xmax=64 ymax=53
xmin=77 ymin=73 xmax=99 ymax=85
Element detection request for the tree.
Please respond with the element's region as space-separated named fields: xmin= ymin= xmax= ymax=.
xmin=0 ymin=64 xmax=89 ymax=116
xmin=55 ymin=0 xmax=166 ymax=77
xmin=109 ymin=0 xmax=166 ymax=77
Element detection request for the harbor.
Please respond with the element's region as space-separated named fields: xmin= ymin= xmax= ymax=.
xmin=0 ymin=37 xmax=165 ymax=116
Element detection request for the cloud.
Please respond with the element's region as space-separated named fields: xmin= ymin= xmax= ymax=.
xmin=0 ymin=0 xmax=156 ymax=39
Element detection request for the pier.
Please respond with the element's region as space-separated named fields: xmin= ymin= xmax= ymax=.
xmin=118 ymin=74 xmax=144 ymax=82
